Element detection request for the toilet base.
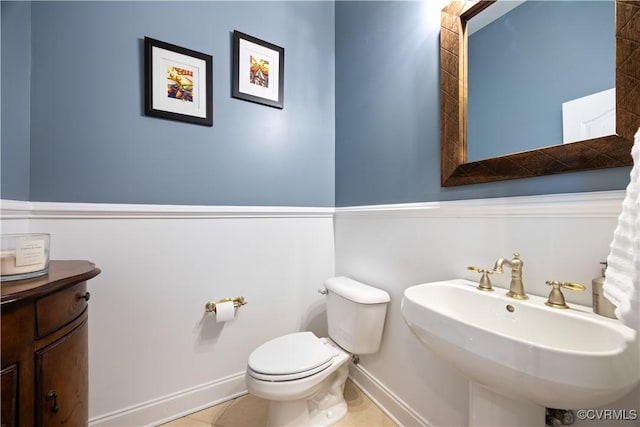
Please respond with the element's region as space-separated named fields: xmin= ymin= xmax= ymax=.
xmin=266 ymin=363 xmax=349 ymax=427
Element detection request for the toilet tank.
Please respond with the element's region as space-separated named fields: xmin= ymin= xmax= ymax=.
xmin=324 ymin=277 xmax=390 ymax=354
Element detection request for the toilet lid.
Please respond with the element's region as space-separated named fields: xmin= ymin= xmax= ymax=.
xmin=248 ymin=332 xmax=334 ymax=378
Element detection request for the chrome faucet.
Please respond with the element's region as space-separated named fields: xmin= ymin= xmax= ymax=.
xmin=493 ymin=252 xmax=527 ymax=300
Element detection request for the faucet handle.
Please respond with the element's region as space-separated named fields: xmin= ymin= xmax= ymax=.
xmin=467 ymin=266 xmax=502 ymax=292
xmin=544 ymin=280 xmax=586 ymax=309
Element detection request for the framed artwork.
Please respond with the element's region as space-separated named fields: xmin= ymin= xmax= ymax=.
xmin=232 ymin=31 xmax=284 ymax=109
xmin=144 ymin=37 xmax=213 ymax=126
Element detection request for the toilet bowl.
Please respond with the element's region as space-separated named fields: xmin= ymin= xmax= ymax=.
xmin=246 ymin=332 xmax=351 ymax=426
xmin=245 ymin=277 xmax=390 ymax=427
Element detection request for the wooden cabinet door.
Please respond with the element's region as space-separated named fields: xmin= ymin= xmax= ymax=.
xmin=36 ymin=318 xmax=88 ymax=427
xmin=1 ymin=365 xmax=18 ymax=427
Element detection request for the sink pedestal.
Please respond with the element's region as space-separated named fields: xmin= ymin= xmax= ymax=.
xmin=469 ymin=382 xmax=544 ymax=427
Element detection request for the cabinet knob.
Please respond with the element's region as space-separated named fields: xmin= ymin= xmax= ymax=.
xmin=46 ymin=390 xmax=60 ymax=414
xmin=78 ymin=292 xmax=91 ymax=302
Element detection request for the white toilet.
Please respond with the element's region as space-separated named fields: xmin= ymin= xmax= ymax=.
xmin=245 ymin=276 xmax=390 ymax=427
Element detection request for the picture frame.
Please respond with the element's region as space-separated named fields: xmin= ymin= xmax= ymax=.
xmin=144 ymin=37 xmax=213 ymax=126
xmin=232 ymin=31 xmax=284 ymax=109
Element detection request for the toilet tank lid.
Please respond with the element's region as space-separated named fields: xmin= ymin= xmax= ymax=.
xmin=324 ymin=277 xmax=390 ymax=304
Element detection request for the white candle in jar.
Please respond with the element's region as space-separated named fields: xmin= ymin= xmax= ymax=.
xmin=0 ymin=238 xmax=48 ymax=276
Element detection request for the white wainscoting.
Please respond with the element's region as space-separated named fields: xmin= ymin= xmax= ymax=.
xmin=2 ymin=191 xmax=636 ymax=427
xmin=1 ymin=200 xmax=335 ymax=426
xmin=335 ymin=190 xmax=638 ymax=427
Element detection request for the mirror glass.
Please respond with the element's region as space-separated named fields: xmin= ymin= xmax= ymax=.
xmin=467 ymin=1 xmax=615 ymax=161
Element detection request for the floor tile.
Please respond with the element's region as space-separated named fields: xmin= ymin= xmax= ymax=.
xmin=213 ymin=393 xmax=269 ymax=427
xmin=158 ymin=379 xmax=395 ymax=427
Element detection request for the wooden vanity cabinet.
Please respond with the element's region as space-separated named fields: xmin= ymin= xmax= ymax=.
xmin=1 ymin=261 xmax=100 ymax=427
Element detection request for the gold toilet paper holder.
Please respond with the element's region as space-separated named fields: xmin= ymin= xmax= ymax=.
xmin=205 ymin=296 xmax=247 ymax=313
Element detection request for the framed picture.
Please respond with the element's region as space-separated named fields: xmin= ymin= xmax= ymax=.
xmin=144 ymin=37 xmax=213 ymax=126
xmin=232 ymin=31 xmax=284 ymax=109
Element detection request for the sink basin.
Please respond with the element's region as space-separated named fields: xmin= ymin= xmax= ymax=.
xmin=401 ymin=279 xmax=639 ymax=409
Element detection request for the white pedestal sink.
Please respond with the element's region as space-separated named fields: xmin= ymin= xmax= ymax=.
xmin=401 ymin=279 xmax=639 ymax=426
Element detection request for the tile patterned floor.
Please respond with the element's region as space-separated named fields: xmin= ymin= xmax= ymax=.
xmin=158 ymin=379 xmax=396 ymax=426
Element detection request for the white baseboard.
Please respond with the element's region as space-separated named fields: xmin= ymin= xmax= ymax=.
xmin=89 ymin=372 xmax=247 ymax=427
xmin=349 ymin=363 xmax=431 ymax=427
xmin=89 ymin=365 xmax=428 ymax=427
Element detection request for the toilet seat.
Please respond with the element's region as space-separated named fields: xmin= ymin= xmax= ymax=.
xmin=248 ymin=332 xmax=334 ymax=381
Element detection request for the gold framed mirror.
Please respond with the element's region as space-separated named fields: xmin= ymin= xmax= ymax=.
xmin=440 ymin=0 xmax=639 ymax=187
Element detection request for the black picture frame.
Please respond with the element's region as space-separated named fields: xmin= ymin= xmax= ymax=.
xmin=232 ymin=31 xmax=284 ymax=109
xmin=144 ymin=37 xmax=213 ymax=126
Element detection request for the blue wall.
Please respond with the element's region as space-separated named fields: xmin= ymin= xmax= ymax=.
xmin=468 ymin=1 xmax=614 ymax=161
xmin=335 ymin=1 xmax=630 ymax=207
xmin=2 ymin=1 xmax=335 ymax=206
xmin=2 ymin=1 xmax=632 ymax=208
xmin=1 ymin=1 xmax=31 ymax=201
